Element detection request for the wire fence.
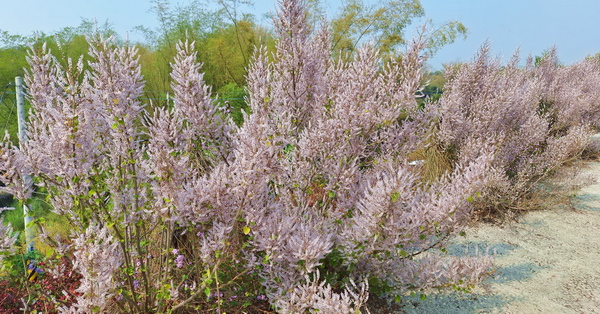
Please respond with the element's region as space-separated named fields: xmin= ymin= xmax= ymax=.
xmin=0 ymin=82 xmax=250 ymax=139
xmin=0 ymin=82 xmax=17 ymax=141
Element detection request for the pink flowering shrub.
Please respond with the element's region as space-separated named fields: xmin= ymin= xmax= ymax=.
xmin=0 ymin=217 xmax=17 ymax=263
xmin=0 ymin=0 xmax=503 ymax=312
xmin=438 ymin=43 xmax=594 ymax=216
xmin=215 ymin=0 xmax=493 ymax=311
xmin=534 ymin=48 xmax=600 ymax=132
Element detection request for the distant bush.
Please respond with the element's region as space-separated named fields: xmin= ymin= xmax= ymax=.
xmin=438 ymin=44 xmax=594 ymax=219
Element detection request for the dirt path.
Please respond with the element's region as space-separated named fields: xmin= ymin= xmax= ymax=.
xmin=398 ymin=161 xmax=600 ymax=313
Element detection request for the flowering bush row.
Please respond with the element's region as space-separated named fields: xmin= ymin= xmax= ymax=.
xmin=439 ymin=44 xmax=596 ymax=217
xmin=0 ymin=0 xmax=599 ymax=312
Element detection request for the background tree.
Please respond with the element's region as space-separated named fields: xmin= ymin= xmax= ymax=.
xmin=421 ymin=70 xmax=445 ymax=102
xmin=135 ymin=0 xmax=274 ymax=124
xmin=0 ymin=39 xmax=28 ymax=143
xmin=134 ymin=0 xmax=224 ymax=105
xmin=328 ymin=0 xmax=467 ymax=58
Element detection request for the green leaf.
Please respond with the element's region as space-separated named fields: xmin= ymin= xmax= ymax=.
xmin=399 ymin=250 xmax=408 ymax=258
xmin=243 ymin=226 xmax=250 ymax=235
xmin=390 ymin=191 xmax=400 ymax=202
xmin=45 ymin=248 xmax=55 ymax=258
xmin=420 ymin=293 xmax=427 ymax=301
xmin=284 ymin=143 xmax=295 ymax=154
xmin=204 ymin=287 xmax=211 ymax=298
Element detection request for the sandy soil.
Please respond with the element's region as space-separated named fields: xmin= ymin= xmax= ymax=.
xmin=397 ymin=160 xmax=600 ymax=313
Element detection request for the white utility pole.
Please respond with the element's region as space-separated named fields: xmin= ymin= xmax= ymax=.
xmin=15 ymin=76 xmax=34 ymax=253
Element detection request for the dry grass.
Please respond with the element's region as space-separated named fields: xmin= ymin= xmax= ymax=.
xmin=408 ymin=136 xmax=454 ymax=185
xmin=470 ymin=157 xmax=598 ymax=224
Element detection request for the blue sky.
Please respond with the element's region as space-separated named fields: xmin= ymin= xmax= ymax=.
xmin=2 ymin=0 xmax=600 ymax=69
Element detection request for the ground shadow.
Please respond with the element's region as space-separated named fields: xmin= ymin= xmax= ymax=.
xmin=489 ymin=263 xmax=543 ymax=284
xmin=395 ymin=242 xmax=542 ymax=313
xmin=573 ymin=193 xmax=600 ymax=212
xmin=446 ymin=241 xmax=516 ymax=257
xmin=399 ymin=292 xmax=511 ymax=314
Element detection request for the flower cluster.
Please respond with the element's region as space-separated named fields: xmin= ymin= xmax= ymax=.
xmin=67 ymin=224 xmax=122 ymax=312
xmin=0 ymin=217 xmax=17 ymax=263
xmin=172 ymin=249 xmax=185 ymax=268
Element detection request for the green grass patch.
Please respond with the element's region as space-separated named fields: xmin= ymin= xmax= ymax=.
xmin=1 ymin=195 xmax=71 ymax=255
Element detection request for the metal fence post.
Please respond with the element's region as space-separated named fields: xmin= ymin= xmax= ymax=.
xmin=15 ymin=76 xmax=34 ymax=253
